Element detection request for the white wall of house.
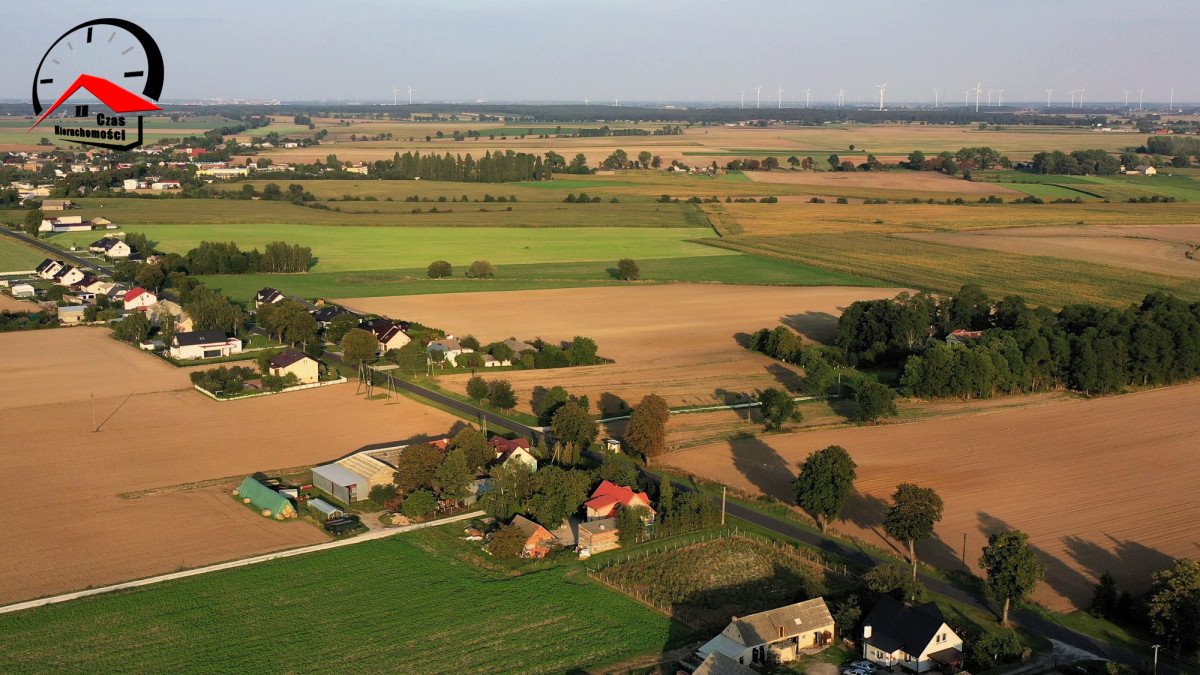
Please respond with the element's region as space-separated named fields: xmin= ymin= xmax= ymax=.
xmin=170 ymin=339 xmax=242 ymax=360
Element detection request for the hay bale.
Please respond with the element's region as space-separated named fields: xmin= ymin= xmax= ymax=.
xmin=261 ymin=508 xmax=272 ymax=517
xmin=274 ymin=513 xmax=285 ymax=521
xmin=243 ymin=498 xmax=252 ymax=504
xmin=231 ymin=490 xmax=239 ymax=496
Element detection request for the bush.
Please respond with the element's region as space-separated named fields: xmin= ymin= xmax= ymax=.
xmin=369 ymin=484 xmax=398 ymax=505
xmin=487 ymin=524 xmax=526 ymax=558
xmin=616 ymin=258 xmax=640 ymax=281
xmin=466 ymin=260 xmax=495 ymax=279
xmin=402 ymin=489 xmax=437 ymax=518
xmin=427 ymin=260 xmax=453 ymax=278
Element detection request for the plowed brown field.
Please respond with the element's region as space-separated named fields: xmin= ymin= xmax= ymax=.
xmin=664 ymin=383 xmax=1200 ymax=610
xmin=0 ymin=328 xmax=463 ymax=604
xmin=743 ymin=169 xmax=1021 ymax=195
xmin=338 ymin=285 xmax=905 ymax=415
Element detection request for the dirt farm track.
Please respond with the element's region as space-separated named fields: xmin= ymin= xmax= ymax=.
xmin=665 ymin=382 xmax=1200 ymax=611
xmin=0 ymin=328 xmax=463 ymax=605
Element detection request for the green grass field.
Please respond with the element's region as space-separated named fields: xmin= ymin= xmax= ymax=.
xmin=996 ymin=182 xmax=1096 ymax=199
xmin=50 ymin=223 xmax=727 ymax=273
xmin=200 ymin=253 xmax=880 ymax=300
xmin=0 ymin=529 xmax=680 ymax=673
xmin=707 ymin=233 xmax=1200 ymax=308
xmin=0 ymin=236 xmax=45 ymax=272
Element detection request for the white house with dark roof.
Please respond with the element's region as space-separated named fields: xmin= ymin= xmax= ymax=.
xmin=861 ymin=597 xmax=964 ymax=673
xmin=170 ymin=330 xmax=243 ymax=360
xmin=696 ymin=597 xmax=834 ymax=667
xmin=255 ymin=287 xmax=285 ymax=308
xmin=54 ymin=265 xmax=86 ymax=287
xmin=89 ymin=236 xmax=133 ymax=258
xmin=35 ymin=259 xmax=65 ymax=280
xmin=363 ymin=318 xmax=410 ymax=354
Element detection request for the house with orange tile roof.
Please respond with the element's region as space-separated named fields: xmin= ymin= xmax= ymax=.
xmin=584 ymin=480 xmax=655 ymax=521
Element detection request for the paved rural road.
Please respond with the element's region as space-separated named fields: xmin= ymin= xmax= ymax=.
xmin=0 ymin=510 xmax=483 ymax=616
xmin=1 ymin=226 xmax=115 ymax=276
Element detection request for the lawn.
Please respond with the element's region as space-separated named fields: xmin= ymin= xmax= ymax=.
xmin=0 ymin=235 xmax=45 ymax=272
xmin=200 ymin=253 xmax=879 ymax=300
xmin=0 ymin=529 xmax=680 ymax=673
xmin=50 ymin=224 xmax=728 ymax=272
xmin=995 ymin=182 xmax=1098 ymax=200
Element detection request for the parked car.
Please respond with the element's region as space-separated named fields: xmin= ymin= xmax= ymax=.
xmin=841 ymin=668 xmax=872 ymax=675
xmin=847 ymin=662 xmax=875 ymax=671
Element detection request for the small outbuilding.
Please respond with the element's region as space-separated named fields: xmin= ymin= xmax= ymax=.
xmin=11 ymin=284 xmax=36 ymax=298
xmin=57 ymin=305 xmax=87 ymax=324
xmin=308 ymin=497 xmax=345 ymax=520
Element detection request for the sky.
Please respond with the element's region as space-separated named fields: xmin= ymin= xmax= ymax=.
xmin=2 ymin=1 xmax=1196 ymax=106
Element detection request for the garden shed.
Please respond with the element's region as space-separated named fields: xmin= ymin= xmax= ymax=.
xmin=312 ymin=462 xmax=370 ymax=504
xmin=308 ymin=498 xmax=344 ymax=520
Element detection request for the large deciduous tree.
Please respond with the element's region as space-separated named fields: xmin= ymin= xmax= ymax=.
xmin=391 ymin=443 xmax=443 ymax=494
xmin=340 ymin=328 xmax=378 ymax=367
xmin=550 ymin=401 xmax=598 ymax=461
xmin=1146 ymin=557 xmax=1200 ymax=653
xmin=759 ymin=387 xmax=799 ymax=430
xmin=623 ymin=393 xmax=670 ymax=459
xmin=792 ymin=445 xmax=857 ymax=533
xmin=979 ymin=530 xmax=1045 ymax=626
xmin=883 ymin=483 xmax=944 ymax=580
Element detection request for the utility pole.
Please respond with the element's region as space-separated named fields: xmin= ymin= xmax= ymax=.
xmin=721 ymin=487 xmax=727 ymax=525
xmin=91 ymin=390 xmax=97 ymax=432
xmin=1152 ymin=644 xmax=1160 ymax=674
xmin=961 ymin=533 xmax=967 ymax=566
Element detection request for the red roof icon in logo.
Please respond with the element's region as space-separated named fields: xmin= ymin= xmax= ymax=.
xmin=29 ymin=73 xmax=160 ymax=131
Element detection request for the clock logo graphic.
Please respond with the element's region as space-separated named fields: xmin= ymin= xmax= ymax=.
xmin=28 ymin=18 xmax=164 ymax=150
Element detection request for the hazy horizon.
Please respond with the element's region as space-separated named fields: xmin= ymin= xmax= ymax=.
xmin=2 ymin=1 xmax=1197 ymax=106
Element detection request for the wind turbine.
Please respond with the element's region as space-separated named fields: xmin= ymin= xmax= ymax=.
xmin=776 ymin=85 xmax=784 ymax=109
xmin=1068 ymin=89 xmax=1077 ymax=107
xmin=875 ymin=83 xmax=887 ymax=111
xmin=1169 ymin=87 xmax=1175 ymax=110
xmin=986 ymin=89 xmax=993 ymax=106
xmin=837 ymin=89 xmax=845 ymax=107
xmin=1124 ymin=89 xmax=1130 ymax=108
xmin=1138 ymin=88 xmax=1145 ymax=110
xmin=584 ymin=97 xmax=589 ymax=105
xmin=613 ymin=97 xmax=619 ymax=106
xmin=974 ymin=82 xmax=981 ymax=112
xmin=1078 ymin=88 xmax=1085 ymax=109
xmin=996 ymin=89 xmax=1004 ymax=107
xmin=740 ymin=89 xmax=746 ymax=109
xmin=407 ymin=85 xmax=414 ymax=105
xmin=803 ymin=88 xmax=811 ymax=108
xmin=933 ymin=88 xmax=939 ymax=109
xmin=754 ymin=84 xmax=763 ymax=109
xmin=392 ymin=86 xmax=401 ymax=105
xmin=1045 ymin=89 xmax=1053 ymax=107
xmin=963 ymin=89 xmax=971 ymax=108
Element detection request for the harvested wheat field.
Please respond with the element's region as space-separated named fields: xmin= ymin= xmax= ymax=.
xmin=665 ymin=382 xmax=1200 ymax=610
xmin=0 ymin=295 xmax=37 ymax=312
xmin=0 ymin=328 xmax=464 ymax=604
xmin=743 ymin=168 xmax=1021 ymax=195
xmin=339 ymin=285 xmax=905 ymax=415
xmin=902 ymin=224 xmax=1200 ymax=279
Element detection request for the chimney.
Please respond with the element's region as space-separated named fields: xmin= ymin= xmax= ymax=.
xmin=863 ymin=625 xmax=872 ymax=639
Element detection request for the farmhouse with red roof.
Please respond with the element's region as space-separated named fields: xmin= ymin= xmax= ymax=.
xmin=123 ymin=287 xmax=157 ymax=311
xmin=584 ymin=480 xmax=655 ymax=521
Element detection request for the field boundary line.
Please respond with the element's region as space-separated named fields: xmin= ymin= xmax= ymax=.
xmin=0 ymin=510 xmax=483 ymax=616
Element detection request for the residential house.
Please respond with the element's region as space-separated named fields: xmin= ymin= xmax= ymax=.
xmin=197 ymin=166 xmax=250 ymax=179
xmin=366 ymin=319 xmax=411 ymax=354
xmin=945 ymin=328 xmax=983 ymax=345
xmin=42 ymin=198 xmax=73 ymax=211
xmin=427 ymin=338 xmax=471 ymax=365
xmin=35 ymin=259 xmax=65 ymax=280
xmin=255 ymin=287 xmax=285 ymax=308
xmin=697 ymin=598 xmax=835 ymax=668
xmin=57 ymin=305 xmax=87 ymax=324
xmin=313 ymin=304 xmax=354 ymax=328
xmin=89 ymin=237 xmax=133 ymax=258
xmin=509 ymin=515 xmax=555 ymax=558
xmin=123 ymin=287 xmax=157 ymax=311
xmin=492 ymin=436 xmax=538 ymax=472
xmin=151 ymin=180 xmax=182 ymax=190
xmin=584 ymin=480 xmax=655 ymax=521
xmin=169 ymin=330 xmax=243 ymax=360
xmin=1126 ymin=164 xmax=1157 ymax=176
xmin=267 ymin=349 xmax=319 ymax=384
xmin=53 ymin=265 xmax=86 ymax=287
xmin=151 ymin=300 xmax=194 ymax=332
xmin=861 ymin=597 xmax=964 ymax=673
xmin=578 ymin=518 xmax=620 ymax=555
xmin=89 ymin=216 xmax=113 ymax=229
xmin=122 ymin=178 xmax=139 ymax=190
xmin=503 ymin=338 xmax=537 ymax=354
xmin=603 ymin=438 xmax=622 ymax=453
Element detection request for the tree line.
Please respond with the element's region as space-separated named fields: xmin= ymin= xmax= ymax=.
xmin=838 ymin=287 xmax=1200 ymax=398
xmin=368 ymin=149 xmax=548 ymax=182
